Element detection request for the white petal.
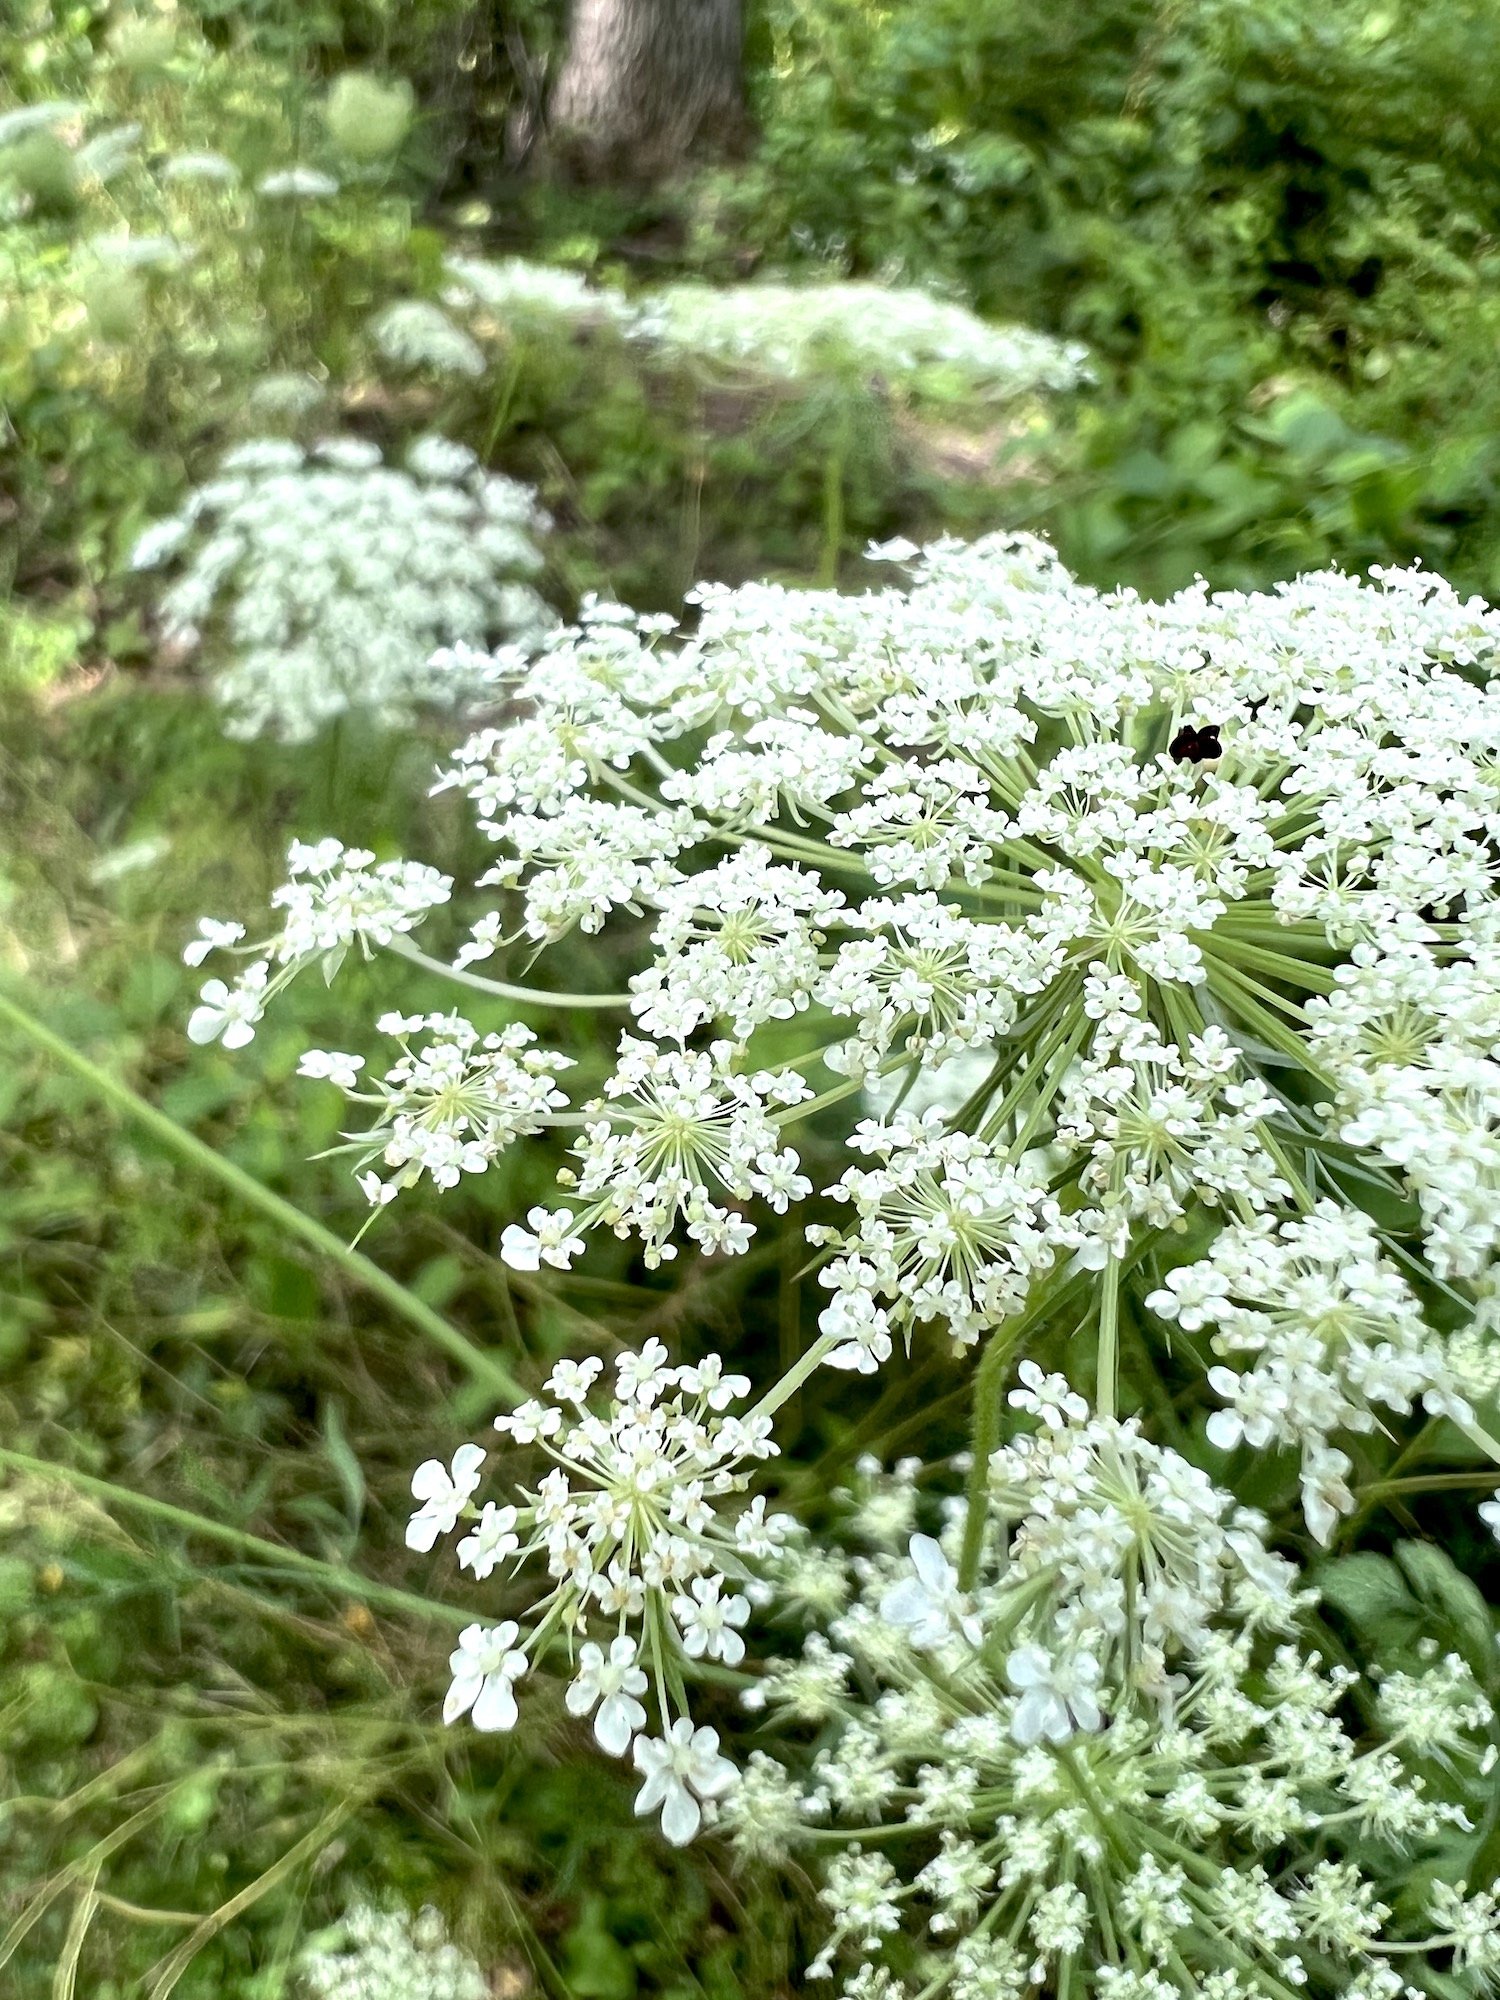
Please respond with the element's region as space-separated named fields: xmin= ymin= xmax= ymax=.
xmin=471 ymin=1673 xmax=519 ymax=1732
xmin=658 ymin=1783 xmax=701 ymax=1846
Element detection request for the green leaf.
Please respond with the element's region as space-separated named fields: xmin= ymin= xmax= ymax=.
xmin=1316 ymin=1552 xmax=1416 ymax=1632
xmin=1395 ymin=1541 xmax=1497 ymax=1684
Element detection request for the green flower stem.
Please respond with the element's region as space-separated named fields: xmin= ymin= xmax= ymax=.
xmin=0 ymin=1445 xmax=471 ymax=1628
xmin=385 ymin=935 xmax=630 ymax=1009
xmin=482 ymin=349 xmax=525 ymax=458
xmin=1202 ymin=960 xmax=1334 ymax=1080
xmin=818 ymin=420 xmax=847 ymax=586
xmin=957 ymin=1323 xmax=1022 ymax=1591
xmin=1208 ymin=935 xmax=1338 ymax=994
xmin=1200 ymin=952 xmax=1311 ymax=1024
xmin=1096 ymin=1249 xmax=1123 ymax=1421
xmin=749 ymin=1328 xmax=839 ymax=1426
xmin=0 ymin=986 xmax=521 ymax=1405
xmin=1359 ymin=1471 xmax=1500 ymax=1499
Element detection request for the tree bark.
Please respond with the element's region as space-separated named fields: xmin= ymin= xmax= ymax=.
xmin=548 ymin=0 xmax=748 ymax=182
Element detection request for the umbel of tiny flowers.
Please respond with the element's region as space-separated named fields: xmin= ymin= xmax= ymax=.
xmin=403 ymin=1341 xmax=792 ymax=1845
xmin=187 ymin=535 xmax=1500 ymax=1512
xmin=626 ymin=280 xmax=1093 ymax=402
xmin=1146 ymin=1200 xmax=1480 ymax=1545
xmin=735 ymin=1448 xmax=1500 ymax=2000
xmin=298 ymin=1898 xmax=486 ymax=2000
xmin=131 ymin=434 xmax=552 ymax=741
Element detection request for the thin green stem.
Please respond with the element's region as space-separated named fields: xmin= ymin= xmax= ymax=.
xmin=0 ymin=1446 xmax=470 ymax=1628
xmin=1096 ymin=1250 xmax=1123 ymax=1420
xmin=386 ymin=935 xmax=630 ymax=1009
xmin=0 ymin=986 xmax=521 ymax=1404
xmin=749 ymin=1328 xmax=838 ymax=1426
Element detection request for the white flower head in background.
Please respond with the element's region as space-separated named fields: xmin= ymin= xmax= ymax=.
xmin=257 ymin=166 xmax=340 ymax=200
xmin=131 ymin=435 xmax=552 ymax=741
xmin=370 ymin=299 xmax=485 ymax=379
xmin=629 ymin=279 xmax=1093 ymax=400
xmin=298 ymin=1899 xmax=486 ymax=2000
xmin=441 ymin=254 xmax=637 ymax=337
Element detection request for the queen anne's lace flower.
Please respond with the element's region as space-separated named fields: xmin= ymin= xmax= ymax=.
xmin=748 ymin=1454 xmax=1495 ymax=2000
xmin=132 ymin=435 xmax=551 ymax=740
xmin=299 ymin=1900 xmax=485 ymax=2000
xmin=190 ymin=537 xmax=1500 ymax=1548
xmin=441 ymin=254 xmax=637 ymax=335
xmin=171 ymin=529 xmax=1500 ymax=1995
xmin=370 ymin=299 xmax=485 ymax=378
xmin=628 ymin=281 xmax=1092 ymax=400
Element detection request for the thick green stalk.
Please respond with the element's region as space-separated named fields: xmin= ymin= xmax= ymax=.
xmin=0 ymin=987 xmax=521 ymax=1405
xmin=0 ymin=1445 xmax=470 ymax=1628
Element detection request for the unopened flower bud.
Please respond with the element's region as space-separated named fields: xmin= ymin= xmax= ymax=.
xmin=322 ymin=72 xmax=414 ymax=162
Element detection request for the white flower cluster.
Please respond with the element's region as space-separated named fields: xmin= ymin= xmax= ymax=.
xmin=627 ymin=280 xmax=1093 ymax=399
xmin=300 ymin=1011 xmax=574 ymax=1202
xmin=369 ymin=299 xmax=485 ymax=378
xmin=299 ymin=1901 xmax=485 ymax=2000
xmin=407 ymin=1341 xmax=791 ymax=1845
xmin=1149 ymin=1201 xmax=1471 ymax=1543
xmin=1308 ymin=935 xmax=1500 ymax=1280
xmin=738 ymin=1448 xmax=1499 ymax=2000
xmin=189 ymin=539 xmax=1500 ymax=1446
xmin=183 ymin=530 xmax=1500 ymax=1964
xmin=441 ymin=253 xmax=637 ymax=335
xmin=436 ymin=257 xmax=1089 ymax=403
xmin=131 ymin=435 xmax=552 ymax=740
xmin=184 ymin=836 xmax=452 ymax=1048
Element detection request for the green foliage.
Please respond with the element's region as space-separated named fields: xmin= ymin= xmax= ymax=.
xmin=724 ymin=0 xmax=1500 ymax=592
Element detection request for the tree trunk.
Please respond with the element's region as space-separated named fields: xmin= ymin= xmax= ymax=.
xmin=548 ymin=0 xmax=747 ymax=182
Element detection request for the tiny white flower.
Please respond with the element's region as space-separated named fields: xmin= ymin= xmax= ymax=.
xmin=879 ymin=1533 xmax=983 ymax=1650
xmin=1480 ymin=1493 xmax=1500 ymax=1544
xmin=456 ymin=1501 xmax=519 ymax=1579
xmin=297 ymin=1048 xmax=365 ymax=1088
xmin=443 ymin=1620 xmax=528 ymax=1731
xmin=501 ymin=1206 xmax=585 ymax=1272
xmin=1006 ymin=1645 xmax=1103 ymax=1746
xmin=406 ymin=1442 xmax=485 ymax=1552
xmin=672 ymin=1575 xmax=752 ymax=1665
xmin=546 ymin=1355 xmax=604 ymax=1405
xmin=632 ymin=1719 xmax=738 ymax=1845
xmin=566 ymin=1636 xmax=649 ymax=1756
xmin=182 ymin=918 xmax=245 ymax=967
xmin=186 ymin=962 xmax=269 ymax=1048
